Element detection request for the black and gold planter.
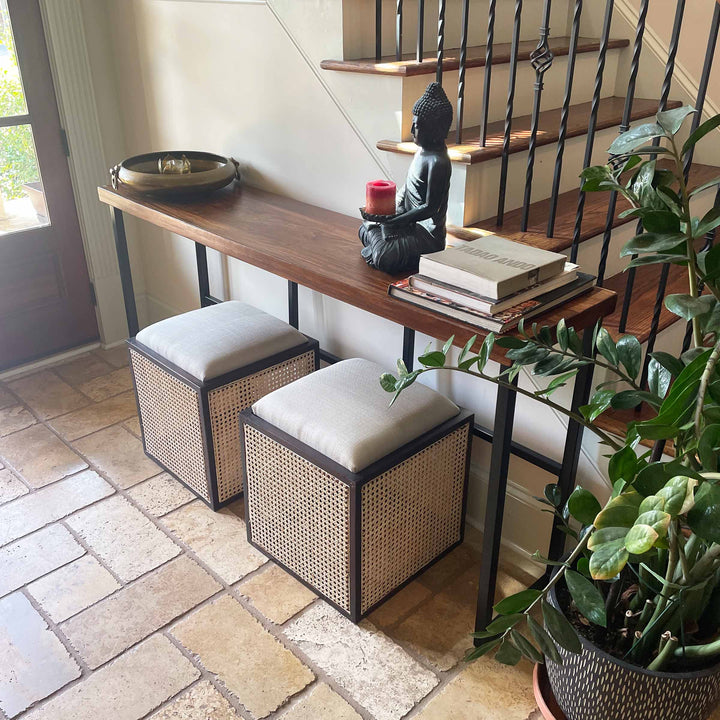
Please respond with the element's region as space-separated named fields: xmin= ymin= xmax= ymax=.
xmin=546 ymin=585 xmax=720 ymax=720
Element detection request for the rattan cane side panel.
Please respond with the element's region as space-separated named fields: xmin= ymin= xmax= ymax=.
xmin=360 ymin=423 xmax=469 ymax=614
xmin=129 ymin=349 xmax=210 ymax=501
xmin=208 ymin=350 xmax=316 ymax=503
xmin=244 ymin=424 xmax=351 ymax=611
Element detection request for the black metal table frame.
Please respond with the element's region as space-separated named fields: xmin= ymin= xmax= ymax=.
xmin=111 ymin=206 xmax=595 ymax=632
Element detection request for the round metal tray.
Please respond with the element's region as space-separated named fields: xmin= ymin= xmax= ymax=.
xmin=110 ymin=151 xmax=240 ymax=196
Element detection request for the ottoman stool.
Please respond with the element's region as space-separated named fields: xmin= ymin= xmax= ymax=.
xmin=240 ymin=357 xmax=473 ymax=622
xmin=128 ymin=301 xmax=318 ymax=510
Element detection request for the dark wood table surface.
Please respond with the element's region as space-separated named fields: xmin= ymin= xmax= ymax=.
xmin=97 ymin=182 xmax=616 ymax=363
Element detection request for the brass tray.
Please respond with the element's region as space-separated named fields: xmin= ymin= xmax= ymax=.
xmin=110 ymin=151 xmax=240 ymax=196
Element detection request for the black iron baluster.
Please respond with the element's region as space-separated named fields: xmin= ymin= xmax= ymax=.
xmin=396 ymin=0 xmax=403 ymax=61
xmin=416 ymin=0 xmax=425 ymax=63
xmin=569 ymin=0 xmax=614 ymax=263
xmin=546 ymin=0 xmax=582 ymax=237
xmin=436 ymin=0 xmax=446 ymax=85
xmin=596 ymin=0 xmax=648 ymax=286
xmin=496 ymin=0 xmax=523 ymax=226
xmin=479 ymin=0 xmax=496 ymax=147
xmin=520 ymin=0 xmax=554 ymax=232
xmin=375 ymin=0 xmax=382 ymax=62
xmin=455 ymin=0 xmax=471 ymax=144
xmin=619 ymin=0 xmax=684 ymax=333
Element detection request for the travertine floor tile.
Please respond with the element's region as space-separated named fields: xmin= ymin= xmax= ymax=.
xmin=368 ymin=580 xmax=432 ymax=629
xmin=0 ymin=405 xmax=36 ymax=437
xmin=8 ymin=370 xmax=89 ymax=419
xmin=0 ymin=385 xmax=15 ymax=409
xmin=237 ymin=564 xmax=316 ymax=625
xmin=279 ymin=683 xmax=361 ymax=720
xmin=284 ymin=603 xmax=437 ymax=720
xmin=61 ymin=555 xmax=219 ymax=669
xmin=23 ymin=634 xmax=199 ymax=720
xmin=74 ymin=424 xmax=160 ymax=488
xmin=150 ymin=680 xmax=239 ymax=720
xmin=123 ymin=416 xmax=142 ymax=437
xmin=413 ymin=655 xmax=536 ymax=720
xmin=162 ymin=501 xmax=266 ymax=584
xmin=172 ymin=594 xmax=314 ymax=718
xmin=0 ymin=424 xmax=87 ymax=488
xmin=0 ymin=470 xmax=113 ymax=546
xmin=78 ymin=367 xmax=133 ymax=402
xmin=416 ymin=544 xmax=477 ymax=593
xmin=28 ymin=554 xmax=121 ymax=623
xmin=54 ymin=353 xmax=114 ymax=387
xmin=0 ymin=592 xmax=81 ymax=718
xmin=93 ymin=345 xmax=130 ymax=369
xmin=0 ymin=467 xmax=27 ymax=504
xmin=0 ymin=524 xmax=85 ymax=597
xmin=67 ymin=495 xmax=180 ymax=582
xmin=127 ymin=472 xmax=195 ymax=517
xmin=49 ymin=390 xmax=137 ymax=441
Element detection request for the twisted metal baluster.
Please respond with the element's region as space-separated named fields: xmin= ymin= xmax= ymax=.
xmin=455 ymin=0 xmax=471 ymax=144
xmin=546 ymin=0 xmax=582 ymax=237
xmin=569 ymin=0 xmax=614 ymax=263
xmin=479 ymin=0 xmax=497 ymax=148
xmin=496 ymin=0 xmax=523 ymax=226
xmin=520 ymin=0 xmax=554 ymax=232
xmin=416 ymin=0 xmax=425 ymax=63
xmin=375 ymin=0 xmax=382 ymax=62
xmin=596 ymin=0 xmax=648 ymax=286
xmin=436 ymin=0 xmax=446 ymax=85
xmin=620 ymin=0 xmax=685 ymax=333
xmin=396 ymin=0 xmax=403 ymax=61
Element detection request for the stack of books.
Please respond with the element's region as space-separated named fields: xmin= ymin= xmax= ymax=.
xmin=388 ymin=236 xmax=595 ymax=332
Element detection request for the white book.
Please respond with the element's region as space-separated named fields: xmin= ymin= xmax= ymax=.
xmin=419 ymin=236 xmax=568 ymax=300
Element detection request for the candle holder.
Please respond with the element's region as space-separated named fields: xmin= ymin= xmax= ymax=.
xmin=359 ymin=207 xmax=401 ymax=223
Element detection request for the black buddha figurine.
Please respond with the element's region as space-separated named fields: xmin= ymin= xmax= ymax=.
xmin=360 ymin=82 xmax=453 ymax=274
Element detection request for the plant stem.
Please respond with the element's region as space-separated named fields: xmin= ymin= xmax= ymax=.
xmin=648 ymin=635 xmax=678 ymax=671
xmin=675 ymin=635 xmax=720 ymax=659
xmin=694 ymin=337 xmax=720 ymax=440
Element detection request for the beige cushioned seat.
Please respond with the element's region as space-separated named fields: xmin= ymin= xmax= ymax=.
xmin=135 ymin=301 xmax=307 ymax=381
xmin=252 ymin=357 xmax=460 ymax=473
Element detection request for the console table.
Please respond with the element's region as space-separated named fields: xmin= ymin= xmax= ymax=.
xmin=98 ymin=181 xmax=616 ymax=631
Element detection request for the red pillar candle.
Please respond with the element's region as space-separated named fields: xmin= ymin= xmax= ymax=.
xmin=365 ymin=180 xmax=397 ymax=216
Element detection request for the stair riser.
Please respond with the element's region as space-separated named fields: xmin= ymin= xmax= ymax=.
xmin=398 ymin=50 xmax=621 ymax=140
xmin=343 ymin=0 xmax=571 ymax=60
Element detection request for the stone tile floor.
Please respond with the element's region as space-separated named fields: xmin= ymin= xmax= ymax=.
xmin=0 ymin=347 xmax=542 ymax=720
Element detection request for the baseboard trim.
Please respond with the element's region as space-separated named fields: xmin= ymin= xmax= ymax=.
xmin=0 ymin=342 xmax=101 ymax=380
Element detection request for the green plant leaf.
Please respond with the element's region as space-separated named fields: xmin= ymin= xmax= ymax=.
xmin=580 ymin=389 xmax=615 ymax=423
xmin=567 ymin=486 xmax=602 ymax=525
xmin=458 ymin=334 xmax=477 ymax=363
xmin=565 ymin=570 xmax=607 ymax=627
xmin=478 ymin=333 xmax=495 ymax=372
xmin=556 ymin=318 xmax=569 ymax=352
xmin=624 ymin=524 xmax=659 ymax=554
xmin=588 ymin=538 xmax=630 ymax=580
xmin=587 ymin=527 xmax=628 ymax=550
xmin=397 ymin=359 xmax=408 ymax=377
xmin=464 ymin=637 xmax=502 ymax=662
xmin=511 ymin=630 xmax=544 ymax=664
xmin=594 ymin=492 xmax=642 ymax=529
xmin=640 ymin=211 xmax=682 ymax=234
xmin=620 ymin=232 xmax=686 ymax=257
xmin=540 ymin=370 xmax=579 ymax=397
xmin=533 ymin=354 xmax=567 ymax=377
xmin=688 ymin=482 xmax=720 ymax=544
xmin=616 ymin=335 xmax=642 ymax=380
xmin=495 ymin=337 xmax=527 ymax=349
xmin=494 ymin=589 xmax=541 ymax=615
xmin=486 ymin=613 xmax=525 ymax=634
xmin=664 ymin=294 xmax=716 ymax=321
xmin=648 ymin=358 xmax=672 ymax=399
xmin=609 ymin=122 xmax=665 ymax=154
xmin=442 ymin=336 xmax=455 ymax=356
xmin=595 ymin=327 xmax=619 ymax=365
xmin=656 ymin=105 xmax=696 ymax=135
xmin=544 ymin=483 xmax=562 ymax=507
xmin=696 ymin=207 xmax=720 ymax=238
xmin=633 ymin=463 xmax=669 ymax=496
xmin=495 ymin=638 xmax=522 ymax=666
xmin=691 ymin=175 xmax=720 ymax=198
xmin=650 ymin=351 xmax=684 ymax=377
xmin=636 ymin=424 xmax=679 ymax=441
xmin=542 ymin=600 xmax=582 ymax=654
xmin=608 ymin=445 xmax=638 ymax=485
xmin=528 ymin=616 xmax=562 ymax=664
xmin=682 ymin=113 xmax=720 ymax=156
xmin=379 ymin=373 xmax=397 ymax=393
xmin=610 ymin=390 xmax=644 ymax=410
xmin=657 ymin=475 xmax=698 ymax=516
xmin=634 ymin=509 xmax=671 ymax=537
xmin=627 ymin=253 xmax=688 ymax=269
xmin=638 ymin=494 xmax=665 ymax=514
xmin=699 ymin=424 xmax=720 ymax=472
xmin=419 ymin=351 xmax=445 ymax=368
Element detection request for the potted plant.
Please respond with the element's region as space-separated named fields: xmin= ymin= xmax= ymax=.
xmin=380 ymin=107 xmax=720 ymax=720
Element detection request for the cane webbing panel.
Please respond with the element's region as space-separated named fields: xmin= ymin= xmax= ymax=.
xmin=360 ymin=423 xmax=469 ymax=613
xmin=129 ymin=348 xmax=210 ymax=501
xmin=244 ymin=424 xmax=351 ymax=611
xmin=208 ymin=350 xmax=316 ymax=503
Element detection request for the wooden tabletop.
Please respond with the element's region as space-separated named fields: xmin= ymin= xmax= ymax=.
xmin=98 ymin=183 xmax=616 ymax=364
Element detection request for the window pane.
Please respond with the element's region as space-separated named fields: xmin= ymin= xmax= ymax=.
xmin=0 ymin=0 xmax=28 ymax=118
xmin=0 ymin=124 xmax=49 ymax=234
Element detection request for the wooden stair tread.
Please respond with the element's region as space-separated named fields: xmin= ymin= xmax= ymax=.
xmin=472 ymin=162 xmax=720 ymax=253
xmin=378 ymin=97 xmax=679 ymax=165
xmin=321 ymin=36 xmax=628 ymax=77
xmin=595 ymin=406 xmax=676 ymax=456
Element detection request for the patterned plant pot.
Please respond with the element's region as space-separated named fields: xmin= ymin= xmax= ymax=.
xmin=546 ymin=585 xmax=720 ymax=720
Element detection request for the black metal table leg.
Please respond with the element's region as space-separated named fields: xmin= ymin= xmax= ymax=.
xmin=195 ymin=243 xmax=212 ymax=307
xmin=403 ymin=327 xmax=416 ymax=371
xmin=288 ymin=281 xmax=299 ymax=329
xmin=475 ymin=366 xmax=518 ymax=635
xmin=112 ymin=208 xmax=139 ymax=337
xmin=547 ymin=328 xmax=595 ymax=562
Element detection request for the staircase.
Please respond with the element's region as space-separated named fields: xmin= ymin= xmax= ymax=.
xmin=320 ymin=0 xmax=720 ymax=449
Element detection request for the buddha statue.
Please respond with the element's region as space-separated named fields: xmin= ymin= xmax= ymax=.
xmin=360 ymin=82 xmax=453 ymax=275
